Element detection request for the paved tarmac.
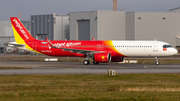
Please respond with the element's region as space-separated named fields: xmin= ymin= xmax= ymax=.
xmin=0 ymin=60 xmax=180 ymax=75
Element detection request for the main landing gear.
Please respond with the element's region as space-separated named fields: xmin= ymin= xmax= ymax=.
xmin=155 ymin=57 xmax=159 ymax=65
xmin=83 ymin=55 xmax=90 ymax=65
xmin=83 ymin=55 xmax=99 ymax=65
xmin=83 ymin=60 xmax=90 ymax=65
xmin=83 ymin=60 xmax=99 ymax=65
xmin=93 ymin=61 xmax=99 ymax=65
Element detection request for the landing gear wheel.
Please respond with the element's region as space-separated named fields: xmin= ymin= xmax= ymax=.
xmin=83 ymin=60 xmax=90 ymax=65
xmin=155 ymin=57 xmax=159 ymax=65
xmin=155 ymin=61 xmax=159 ymax=65
xmin=93 ymin=61 xmax=99 ymax=65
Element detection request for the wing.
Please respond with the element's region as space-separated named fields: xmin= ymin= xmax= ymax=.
xmin=46 ymin=38 xmax=104 ymax=55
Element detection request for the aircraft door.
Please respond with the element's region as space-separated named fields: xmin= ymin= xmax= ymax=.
xmin=153 ymin=42 xmax=158 ymax=52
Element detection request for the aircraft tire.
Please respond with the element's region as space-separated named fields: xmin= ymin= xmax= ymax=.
xmin=83 ymin=60 xmax=90 ymax=65
xmin=155 ymin=61 xmax=159 ymax=65
xmin=93 ymin=61 xmax=99 ymax=65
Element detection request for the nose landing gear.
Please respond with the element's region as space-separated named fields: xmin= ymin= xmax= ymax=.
xmin=155 ymin=57 xmax=159 ymax=65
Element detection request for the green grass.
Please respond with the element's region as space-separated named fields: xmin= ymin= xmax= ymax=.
xmin=0 ymin=74 xmax=180 ymax=100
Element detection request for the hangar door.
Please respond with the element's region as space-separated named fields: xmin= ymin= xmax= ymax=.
xmin=78 ymin=20 xmax=90 ymax=40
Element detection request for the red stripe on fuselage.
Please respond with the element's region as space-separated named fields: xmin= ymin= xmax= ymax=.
xmin=32 ymin=40 xmax=125 ymax=57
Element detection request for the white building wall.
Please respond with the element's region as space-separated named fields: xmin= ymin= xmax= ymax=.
xmin=5 ymin=26 xmax=13 ymax=36
xmin=54 ymin=15 xmax=69 ymax=40
xmin=97 ymin=11 xmax=126 ymax=40
xmin=54 ymin=15 xmax=61 ymax=40
xmin=0 ymin=21 xmax=13 ymax=36
xmin=134 ymin=12 xmax=180 ymax=47
xmin=126 ymin=12 xmax=135 ymax=40
xmin=69 ymin=11 xmax=97 ymax=40
xmin=63 ymin=16 xmax=70 ymax=40
xmin=69 ymin=11 xmax=126 ymax=40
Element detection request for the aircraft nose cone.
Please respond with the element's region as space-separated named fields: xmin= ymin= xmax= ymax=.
xmin=173 ymin=48 xmax=178 ymax=55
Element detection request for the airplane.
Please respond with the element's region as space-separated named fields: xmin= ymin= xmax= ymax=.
xmin=9 ymin=17 xmax=178 ymax=65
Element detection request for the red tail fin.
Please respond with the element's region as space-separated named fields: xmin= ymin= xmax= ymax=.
xmin=10 ymin=17 xmax=36 ymax=42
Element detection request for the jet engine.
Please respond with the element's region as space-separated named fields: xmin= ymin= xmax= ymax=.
xmin=94 ymin=53 xmax=111 ymax=63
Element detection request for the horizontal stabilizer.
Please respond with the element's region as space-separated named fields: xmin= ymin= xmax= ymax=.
xmin=7 ymin=42 xmax=25 ymax=47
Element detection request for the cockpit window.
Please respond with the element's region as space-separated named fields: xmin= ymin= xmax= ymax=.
xmin=163 ymin=45 xmax=172 ymax=48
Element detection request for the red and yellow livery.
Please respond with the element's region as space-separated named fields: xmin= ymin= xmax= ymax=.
xmin=9 ymin=17 xmax=177 ymax=65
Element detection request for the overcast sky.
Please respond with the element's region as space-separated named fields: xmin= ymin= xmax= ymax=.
xmin=0 ymin=0 xmax=180 ymax=21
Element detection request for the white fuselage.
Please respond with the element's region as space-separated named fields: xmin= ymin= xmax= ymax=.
xmin=112 ymin=41 xmax=177 ymax=57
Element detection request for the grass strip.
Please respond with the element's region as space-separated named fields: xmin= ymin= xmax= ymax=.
xmin=0 ymin=67 xmax=32 ymax=69
xmin=0 ymin=74 xmax=180 ymax=100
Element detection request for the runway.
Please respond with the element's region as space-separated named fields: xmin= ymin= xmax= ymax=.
xmin=0 ymin=60 xmax=180 ymax=74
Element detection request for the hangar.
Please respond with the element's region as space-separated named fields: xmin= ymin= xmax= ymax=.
xmin=69 ymin=11 xmax=126 ymax=40
xmin=30 ymin=13 xmax=69 ymax=40
xmin=126 ymin=12 xmax=180 ymax=48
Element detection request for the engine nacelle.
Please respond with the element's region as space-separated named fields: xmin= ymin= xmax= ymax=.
xmin=94 ymin=53 xmax=111 ymax=63
xmin=111 ymin=56 xmax=124 ymax=62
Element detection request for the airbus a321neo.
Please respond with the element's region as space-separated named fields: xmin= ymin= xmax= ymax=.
xmin=8 ymin=17 xmax=178 ymax=65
